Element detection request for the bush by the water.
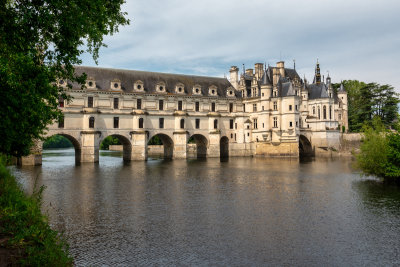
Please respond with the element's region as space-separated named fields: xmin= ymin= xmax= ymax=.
xmin=43 ymin=135 xmax=72 ymax=149
xmin=0 ymin=156 xmax=72 ymax=266
xmin=356 ymin=118 xmax=400 ymax=184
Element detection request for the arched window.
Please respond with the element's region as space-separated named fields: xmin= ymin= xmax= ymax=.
xmin=329 ymin=106 xmax=332 ymax=120
xmin=312 ymin=106 xmax=315 ymax=115
xmin=139 ymin=118 xmax=144 ymax=128
xmin=323 ymin=105 xmax=327 ymax=120
xmin=318 ymin=106 xmax=320 ymax=119
xmin=214 ymin=119 xmax=218 ymax=129
xmin=89 ymin=117 xmax=95 ymax=128
xmin=180 ymin=119 xmax=185 ymax=129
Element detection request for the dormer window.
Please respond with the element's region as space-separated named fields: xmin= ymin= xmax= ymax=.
xmin=175 ymin=83 xmax=185 ymax=94
xmin=86 ymin=77 xmax=96 ymax=90
xmin=208 ymin=85 xmax=218 ymax=96
xmin=134 ymin=80 xmax=144 ymax=92
xmin=58 ymin=79 xmax=67 ymax=88
xmin=193 ymin=85 xmax=202 ymax=95
xmin=156 ymin=82 xmax=166 ymax=93
xmin=227 ymin=87 xmax=235 ymax=97
xmin=110 ymin=79 xmax=121 ymax=91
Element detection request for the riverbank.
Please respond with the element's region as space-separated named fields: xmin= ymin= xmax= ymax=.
xmin=0 ymin=158 xmax=72 ymax=266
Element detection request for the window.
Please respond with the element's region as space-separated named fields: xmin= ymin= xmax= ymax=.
xmin=113 ymin=117 xmax=119 ymax=128
xmin=262 ymin=106 xmax=264 ymax=111
xmin=229 ymin=103 xmax=233 ymax=113
xmin=253 ymin=104 xmax=257 ymax=112
xmin=214 ymin=119 xmax=218 ymax=129
xmin=59 ymin=97 xmax=64 ymax=107
xmin=273 ymin=117 xmax=277 ymax=128
xmin=296 ymin=121 xmax=298 ymax=127
xmin=139 ymin=118 xmax=144 ymax=128
xmin=89 ymin=117 xmax=95 ymax=128
xmin=329 ymin=106 xmax=332 ymax=120
xmin=289 ymin=121 xmax=292 ymax=127
xmin=234 ymin=134 xmax=236 ymax=141
xmin=273 ymin=101 xmax=277 ymax=110
xmin=313 ymin=106 xmax=315 ymax=115
xmin=323 ymin=105 xmax=327 ymax=119
xmin=289 ymin=105 xmax=292 ymax=111
xmin=180 ymin=119 xmax=185 ymax=129
xmin=195 ymin=101 xmax=200 ymax=112
xmin=262 ymin=123 xmax=264 ymax=128
xmin=318 ymin=106 xmax=321 ymax=119
xmin=262 ymin=93 xmax=264 ymax=97
xmin=114 ymin=98 xmax=119 ymax=109
xmin=137 ymin=99 xmax=142 ymax=110
xmin=178 ymin=101 xmax=183 ymax=111
xmin=230 ymin=119 xmax=234 ymax=129
xmin=195 ymin=119 xmax=200 ymax=129
xmin=235 ymin=123 xmax=237 ymax=129
xmin=211 ymin=102 xmax=216 ymax=112
xmin=243 ymin=104 xmax=246 ymax=112
xmin=159 ymin=100 xmax=164 ymax=111
xmin=88 ymin=96 xmax=93 ymax=108
xmin=231 ymin=133 xmax=233 ymax=138
xmin=339 ymin=114 xmax=342 ymax=120
xmin=159 ymin=118 xmax=164 ymax=129
xmin=295 ymin=105 xmax=298 ymax=111
xmin=253 ymin=119 xmax=258 ymax=129
xmin=58 ymin=115 xmax=64 ymax=128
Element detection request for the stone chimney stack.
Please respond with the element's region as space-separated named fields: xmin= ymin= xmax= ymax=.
xmin=245 ymin=69 xmax=254 ymax=77
xmin=254 ymin=63 xmax=264 ymax=80
xmin=277 ymin=61 xmax=285 ymax=77
xmin=229 ymin=66 xmax=239 ymax=89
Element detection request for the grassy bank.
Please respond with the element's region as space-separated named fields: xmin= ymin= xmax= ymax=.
xmin=0 ymin=158 xmax=72 ymax=266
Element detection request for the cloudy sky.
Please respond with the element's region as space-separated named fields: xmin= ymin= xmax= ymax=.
xmin=81 ymin=0 xmax=400 ymax=90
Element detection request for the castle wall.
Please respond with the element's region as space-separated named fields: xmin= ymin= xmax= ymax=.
xmin=255 ymin=141 xmax=299 ymax=157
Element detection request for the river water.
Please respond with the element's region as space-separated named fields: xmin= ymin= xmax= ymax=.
xmin=11 ymin=148 xmax=400 ymax=266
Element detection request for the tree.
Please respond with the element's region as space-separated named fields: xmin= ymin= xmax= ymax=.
xmin=356 ymin=117 xmax=400 ymax=185
xmin=0 ymin=0 xmax=129 ymax=157
xmin=333 ymin=80 xmax=399 ymax=132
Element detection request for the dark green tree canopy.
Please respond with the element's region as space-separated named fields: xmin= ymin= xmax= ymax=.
xmin=333 ymin=80 xmax=399 ymax=132
xmin=0 ymin=0 xmax=129 ymax=156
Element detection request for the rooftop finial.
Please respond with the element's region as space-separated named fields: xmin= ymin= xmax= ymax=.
xmin=293 ymin=59 xmax=296 ymax=70
xmin=242 ymin=64 xmax=245 ymax=75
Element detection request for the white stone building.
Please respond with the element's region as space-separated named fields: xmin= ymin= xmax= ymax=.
xmin=21 ymin=60 xmax=348 ymax=164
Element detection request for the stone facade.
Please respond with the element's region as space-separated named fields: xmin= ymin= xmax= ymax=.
xmin=21 ymin=61 xmax=348 ymax=165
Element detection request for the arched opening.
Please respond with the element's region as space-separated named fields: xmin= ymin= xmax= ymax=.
xmin=42 ymin=134 xmax=81 ymax=164
xmin=100 ymin=134 xmax=132 ymax=162
xmin=299 ymin=135 xmax=314 ymax=157
xmin=147 ymin=134 xmax=173 ymax=159
xmin=188 ymin=134 xmax=208 ymax=159
xmin=220 ymin=136 xmax=229 ymax=159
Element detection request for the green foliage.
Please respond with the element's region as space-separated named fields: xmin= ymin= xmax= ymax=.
xmin=148 ymin=135 xmax=163 ymax=145
xmin=100 ymin=136 xmax=121 ymax=150
xmin=0 ymin=156 xmax=73 ymax=266
xmin=333 ymin=80 xmax=399 ymax=132
xmin=0 ymin=0 xmax=129 ymax=157
xmin=355 ymin=118 xmax=400 ymax=184
xmin=43 ymin=135 xmax=73 ymax=149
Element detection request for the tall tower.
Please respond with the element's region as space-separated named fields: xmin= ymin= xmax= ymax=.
xmin=314 ymin=60 xmax=321 ymax=84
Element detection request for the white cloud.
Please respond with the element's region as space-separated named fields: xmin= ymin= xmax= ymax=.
xmin=81 ymin=0 xmax=400 ymax=90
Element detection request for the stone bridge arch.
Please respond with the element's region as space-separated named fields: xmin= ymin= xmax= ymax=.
xmin=99 ymin=132 xmax=133 ymax=162
xmin=188 ymin=133 xmax=209 ymax=158
xmin=44 ymin=131 xmax=82 ymax=164
xmin=299 ymin=134 xmax=314 ymax=157
xmin=220 ymin=136 xmax=229 ymax=158
xmin=147 ymin=132 xmax=174 ymax=159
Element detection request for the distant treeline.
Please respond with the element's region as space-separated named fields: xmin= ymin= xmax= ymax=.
xmin=43 ymin=135 xmax=73 ymax=149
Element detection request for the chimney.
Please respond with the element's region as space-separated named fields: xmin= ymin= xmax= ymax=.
xmin=245 ymin=69 xmax=254 ymax=77
xmin=229 ymin=66 xmax=239 ymax=89
xmin=276 ymin=61 xmax=285 ymax=77
xmin=254 ymin=63 xmax=264 ymax=80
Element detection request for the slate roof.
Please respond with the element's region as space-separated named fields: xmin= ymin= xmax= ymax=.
xmin=72 ymin=66 xmax=239 ymax=98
